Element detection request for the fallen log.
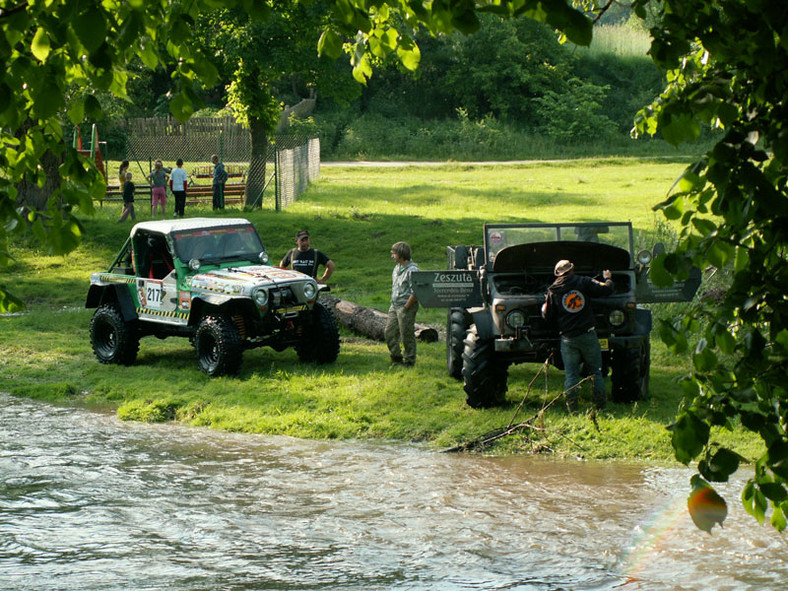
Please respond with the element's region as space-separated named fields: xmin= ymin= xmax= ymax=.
xmin=320 ymin=294 xmax=439 ymax=342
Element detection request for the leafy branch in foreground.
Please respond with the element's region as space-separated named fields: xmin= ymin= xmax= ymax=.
xmin=633 ymin=0 xmax=788 ymax=531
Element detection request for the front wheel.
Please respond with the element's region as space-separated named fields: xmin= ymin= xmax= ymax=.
xmin=90 ymin=304 xmax=139 ymax=366
xmin=296 ymin=302 xmax=340 ymax=364
xmin=195 ymin=315 xmax=243 ymax=376
xmin=462 ymin=325 xmax=508 ymax=408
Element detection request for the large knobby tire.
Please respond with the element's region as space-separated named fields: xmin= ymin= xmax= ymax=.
xmin=462 ymin=325 xmax=508 ymax=408
xmin=610 ymin=339 xmax=650 ymax=403
xmin=195 ymin=315 xmax=243 ymax=377
xmin=446 ymin=308 xmax=470 ymax=379
xmin=90 ymin=304 xmax=139 ymax=366
xmin=296 ymin=302 xmax=340 ymax=364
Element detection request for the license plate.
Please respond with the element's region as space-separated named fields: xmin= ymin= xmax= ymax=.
xmin=598 ymin=338 xmax=609 ymax=350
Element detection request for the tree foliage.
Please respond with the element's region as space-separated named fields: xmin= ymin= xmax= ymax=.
xmin=629 ymin=0 xmax=788 ymax=531
xmin=2 ymin=0 xmax=785 ymax=532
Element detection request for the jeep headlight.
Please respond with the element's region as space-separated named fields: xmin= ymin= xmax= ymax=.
xmin=506 ymin=310 xmax=526 ymax=329
xmin=189 ymin=258 xmax=201 ymax=271
xmin=259 ymin=251 xmax=270 ymax=265
xmin=303 ymin=282 xmax=317 ymax=299
xmin=253 ymin=287 xmax=268 ymax=307
xmin=609 ymin=309 xmax=626 ymax=327
xmin=637 ymin=249 xmax=652 ymax=265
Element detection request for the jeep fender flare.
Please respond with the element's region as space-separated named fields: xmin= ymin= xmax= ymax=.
xmin=188 ymin=294 xmax=257 ymax=326
xmin=470 ymin=307 xmax=495 ymax=340
xmin=86 ymin=284 xmax=138 ymax=321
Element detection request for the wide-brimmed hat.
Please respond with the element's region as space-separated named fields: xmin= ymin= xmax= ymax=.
xmin=554 ymin=259 xmax=574 ymax=276
xmin=295 ymin=229 xmax=310 ymax=239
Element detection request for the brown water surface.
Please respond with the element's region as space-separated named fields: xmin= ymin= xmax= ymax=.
xmin=0 ymin=394 xmax=784 ymax=590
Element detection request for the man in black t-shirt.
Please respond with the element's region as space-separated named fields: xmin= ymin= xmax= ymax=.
xmin=279 ymin=229 xmax=335 ymax=284
xmin=542 ymin=259 xmax=613 ymax=412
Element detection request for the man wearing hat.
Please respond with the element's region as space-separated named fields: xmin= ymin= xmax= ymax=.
xmin=279 ymin=230 xmax=335 ymax=284
xmin=541 ymin=259 xmax=613 ymax=412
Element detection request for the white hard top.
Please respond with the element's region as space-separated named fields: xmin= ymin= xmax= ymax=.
xmin=130 ymin=217 xmax=253 ymax=236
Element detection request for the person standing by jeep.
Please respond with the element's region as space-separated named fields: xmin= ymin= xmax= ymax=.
xmin=211 ymin=154 xmax=228 ymax=210
xmin=542 ymin=259 xmax=613 ymax=412
xmin=385 ymin=241 xmax=419 ymax=366
xmin=279 ymin=230 xmax=335 ymax=284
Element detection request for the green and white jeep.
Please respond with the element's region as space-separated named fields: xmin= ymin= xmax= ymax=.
xmin=85 ymin=218 xmax=339 ymax=376
xmin=411 ymin=222 xmax=700 ymax=408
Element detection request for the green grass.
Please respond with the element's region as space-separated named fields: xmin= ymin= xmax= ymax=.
xmin=0 ymin=158 xmax=762 ymax=464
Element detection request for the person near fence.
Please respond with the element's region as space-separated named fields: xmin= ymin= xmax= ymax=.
xmin=117 ymin=172 xmax=136 ymax=223
xmin=384 ymin=241 xmax=419 ymax=367
xmin=541 ymin=259 xmax=614 ymax=412
xmin=279 ymin=230 xmax=335 ymax=284
xmin=147 ymin=159 xmax=171 ymax=217
xmin=169 ymin=158 xmax=188 ymax=218
xmin=211 ymin=154 xmax=228 ymax=210
xmin=117 ymin=160 xmax=130 ymax=188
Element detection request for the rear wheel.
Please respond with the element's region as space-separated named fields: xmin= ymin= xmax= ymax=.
xmin=610 ymin=339 xmax=650 ymax=402
xmin=296 ymin=302 xmax=340 ymax=364
xmin=90 ymin=304 xmax=139 ymax=366
xmin=462 ymin=325 xmax=508 ymax=408
xmin=446 ymin=308 xmax=470 ymax=379
xmin=195 ymin=315 xmax=243 ymax=376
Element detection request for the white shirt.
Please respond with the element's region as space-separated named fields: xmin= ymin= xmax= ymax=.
xmin=170 ymin=167 xmax=188 ymax=191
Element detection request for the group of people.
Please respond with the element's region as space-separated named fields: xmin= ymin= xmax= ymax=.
xmin=278 ymin=230 xmax=420 ymax=369
xmin=116 ymin=155 xmax=228 ymax=223
xmin=283 ymin=233 xmax=613 ymax=411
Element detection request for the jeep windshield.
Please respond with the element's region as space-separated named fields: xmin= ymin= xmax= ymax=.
xmin=172 ymin=224 xmax=265 ymax=264
xmin=484 ymin=222 xmax=633 ymax=261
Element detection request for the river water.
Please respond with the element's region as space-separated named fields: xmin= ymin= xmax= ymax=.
xmin=0 ymin=394 xmax=785 ymax=590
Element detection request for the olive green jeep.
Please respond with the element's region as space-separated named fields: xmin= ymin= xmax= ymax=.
xmin=86 ymin=218 xmax=339 ymax=376
xmin=411 ymin=222 xmax=700 ymax=408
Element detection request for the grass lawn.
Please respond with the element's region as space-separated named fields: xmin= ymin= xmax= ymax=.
xmin=0 ymin=158 xmax=762 ymax=464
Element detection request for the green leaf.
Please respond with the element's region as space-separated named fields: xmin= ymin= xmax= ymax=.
xmin=0 ymin=285 xmax=25 ymax=313
xmin=139 ymin=41 xmax=159 ymax=70
xmin=396 ymin=41 xmax=421 ymax=71
xmin=72 ymin=11 xmax=107 ymax=54
xmin=31 ymin=27 xmax=51 ymax=62
xmin=714 ymin=328 xmax=736 ymax=355
xmin=67 ymin=99 xmax=85 ymax=126
xmin=702 ymin=448 xmax=741 ymax=482
xmin=317 ymin=30 xmax=343 ymax=59
xmin=649 ymin=254 xmax=674 ymax=287
xmin=82 ymin=95 xmax=102 ymax=119
xmin=169 ymin=92 xmax=194 ymax=123
xmin=770 ymin=504 xmax=787 ymax=532
xmin=670 ymin=411 xmax=709 ymax=464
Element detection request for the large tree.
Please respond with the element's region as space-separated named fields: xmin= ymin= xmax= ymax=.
xmin=2 ymin=0 xmax=785 ymax=532
xmin=196 ymin=3 xmax=359 ymax=207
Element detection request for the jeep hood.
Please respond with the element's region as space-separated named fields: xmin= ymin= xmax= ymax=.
xmin=189 ymin=265 xmax=311 ymax=292
xmin=493 ymin=241 xmax=632 ymax=274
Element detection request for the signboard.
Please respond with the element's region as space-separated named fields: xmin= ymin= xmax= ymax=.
xmin=635 ymin=266 xmax=702 ymax=303
xmin=411 ymin=270 xmax=483 ymax=308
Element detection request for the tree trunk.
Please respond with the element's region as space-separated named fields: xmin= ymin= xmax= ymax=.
xmin=320 ymin=294 xmax=439 ymax=342
xmin=15 ymin=120 xmax=62 ymax=212
xmin=245 ymin=117 xmax=268 ymax=208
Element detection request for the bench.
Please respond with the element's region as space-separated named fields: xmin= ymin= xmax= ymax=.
xmin=191 ymin=164 xmax=247 ymax=183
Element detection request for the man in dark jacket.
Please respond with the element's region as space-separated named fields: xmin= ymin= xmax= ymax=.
xmin=542 ymin=259 xmax=613 ymax=412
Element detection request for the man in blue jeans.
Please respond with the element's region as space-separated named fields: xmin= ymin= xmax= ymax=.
xmin=542 ymin=259 xmax=613 ymax=412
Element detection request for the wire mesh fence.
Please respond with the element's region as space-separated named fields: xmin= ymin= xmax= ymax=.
xmin=275 ymin=136 xmax=321 ymax=211
xmin=121 ymin=117 xmax=319 ymax=209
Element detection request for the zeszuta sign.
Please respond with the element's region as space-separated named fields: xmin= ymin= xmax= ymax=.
xmin=410 ymin=270 xmax=483 ymax=309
